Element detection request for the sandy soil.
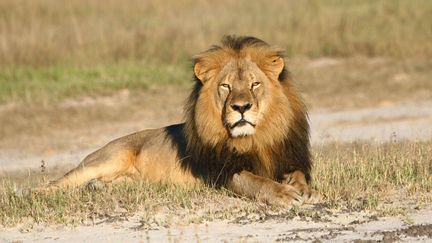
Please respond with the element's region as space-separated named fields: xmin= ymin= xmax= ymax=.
xmin=1 ymin=206 xmax=431 ymax=242
xmin=0 ymin=92 xmax=431 ymax=242
xmin=310 ymin=100 xmax=432 ymax=144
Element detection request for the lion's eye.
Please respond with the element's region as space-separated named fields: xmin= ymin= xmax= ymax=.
xmin=251 ymin=82 xmax=261 ymax=89
xmin=220 ymin=83 xmax=230 ymax=90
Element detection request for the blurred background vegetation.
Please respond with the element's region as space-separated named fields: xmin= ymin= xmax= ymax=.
xmin=0 ymin=0 xmax=431 ymax=103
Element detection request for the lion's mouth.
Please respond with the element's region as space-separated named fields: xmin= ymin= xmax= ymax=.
xmin=230 ymin=119 xmax=256 ymax=129
xmin=228 ymin=119 xmax=256 ymax=137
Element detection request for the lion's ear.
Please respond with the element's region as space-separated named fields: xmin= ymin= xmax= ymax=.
xmin=271 ymin=56 xmax=284 ymax=77
xmin=194 ymin=61 xmax=210 ymax=83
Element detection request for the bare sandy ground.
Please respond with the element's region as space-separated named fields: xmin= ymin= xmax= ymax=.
xmin=1 ymin=206 xmax=431 ymax=242
xmin=310 ymin=100 xmax=432 ymax=144
xmin=0 ymin=94 xmax=431 ymax=242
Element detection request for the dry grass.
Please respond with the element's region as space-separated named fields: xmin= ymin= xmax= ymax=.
xmin=313 ymin=141 xmax=432 ymax=209
xmin=1 ymin=141 xmax=431 ymax=227
xmin=1 ymin=0 xmax=431 ymax=67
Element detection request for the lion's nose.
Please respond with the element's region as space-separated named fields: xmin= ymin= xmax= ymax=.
xmin=231 ymin=102 xmax=252 ymax=113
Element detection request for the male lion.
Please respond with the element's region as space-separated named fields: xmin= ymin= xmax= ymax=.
xmin=47 ymin=36 xmax=317 ymax=206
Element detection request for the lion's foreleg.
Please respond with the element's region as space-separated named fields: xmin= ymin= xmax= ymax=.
xmin=227 ymin=170 xmax=303 ymax=206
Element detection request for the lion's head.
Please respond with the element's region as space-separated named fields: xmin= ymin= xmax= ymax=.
xmin=183 ymin=36 xmax=310 ymax=184
xmin=187 ymin=36 xmax=305 ymax=151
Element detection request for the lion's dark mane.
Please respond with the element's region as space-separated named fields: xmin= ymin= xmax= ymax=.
xmin=166 ymin=36 xmax=311 ymax=187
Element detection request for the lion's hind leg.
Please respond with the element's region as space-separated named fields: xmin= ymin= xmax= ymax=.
xmin=282 ymin=171 xmax=322 ymax=204
xmin=47 ymin=148 xmax=138 ymax=190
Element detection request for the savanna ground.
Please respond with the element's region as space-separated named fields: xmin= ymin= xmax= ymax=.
xmin=1 ymin=1 xmax=432 ymax=242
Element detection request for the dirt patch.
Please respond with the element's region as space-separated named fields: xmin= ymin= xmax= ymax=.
xmin=372 ymin=224 xmax=432 ymax=243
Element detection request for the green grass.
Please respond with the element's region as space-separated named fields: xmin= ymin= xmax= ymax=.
xmin=1 ymin=58 xmax=432 ymax=106
xmin=0 ymin=64 xmax=190 ymax=104
xmin=1 ymin=141 xmax=431 ymax=227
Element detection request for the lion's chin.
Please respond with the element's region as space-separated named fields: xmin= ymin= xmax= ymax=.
xmin=229 ymin=123 xmax=256 ymax=138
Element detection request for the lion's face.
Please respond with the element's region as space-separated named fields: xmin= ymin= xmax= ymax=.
xmin=214 ymin=59 xmax=269 ymax=138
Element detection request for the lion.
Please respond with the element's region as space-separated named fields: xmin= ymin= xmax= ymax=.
xmin=46 ymin=36 xmax=318 ymax=206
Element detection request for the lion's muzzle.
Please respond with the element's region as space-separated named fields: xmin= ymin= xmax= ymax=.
xmin=226 ymin=100 xmax=258 ymax=138
xmin=228 ymin=112 xmax=257 ymax=137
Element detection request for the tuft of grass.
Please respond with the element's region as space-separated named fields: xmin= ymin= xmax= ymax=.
xmin=313 ymin=141 xmax=432 ymax=210
xmin=1 ymin=141 xmax=431 ymax=227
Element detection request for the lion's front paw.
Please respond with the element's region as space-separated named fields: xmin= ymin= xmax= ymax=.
xmin=304 ymin=189 xmax=322 ymax=204
xmin=282 ymin=171 xmax=323 ymax=204
xmin=257 ymin=183 xmax=304 ymax=206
